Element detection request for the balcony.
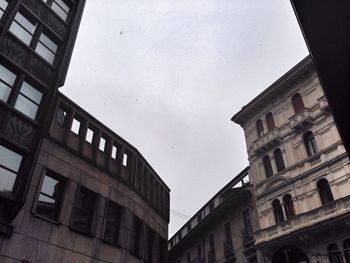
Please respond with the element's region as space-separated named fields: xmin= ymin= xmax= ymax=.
xmin=242 ymin=229 xmax=255 ymax=248
xmin=318 ymin=95 xmax=330 ymax=113
xmin=255 ymin=195 xmax=350 ymax=244
xmin=250 ymin=128 xmax=282 ymax=155
xmin=288 ymin=108 xmax=313 ymax=132
xmin=223 ymin=240 xmax=235 ymax=258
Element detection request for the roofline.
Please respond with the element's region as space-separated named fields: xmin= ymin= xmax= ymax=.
xmin=169 ymin=166 xmax=249 ymax=241
xmin=231 ymin=55 xmax=314 ymax=126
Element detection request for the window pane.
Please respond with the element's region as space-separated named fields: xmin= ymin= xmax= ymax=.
xmin=99 ymin=137 xmax=106 ymax=151
xmin=0 ymin=82 xmax=11 ymax=102
xmin=0 ymin=167 xmax=17 ymax=192
xmin=20 ymin=82 xmax=42 ymax=104
xmin=111 ymin=145 xmax=117 ymax=159
xmin=9 ymin=12 xmax=36 ymax=45
xmin=56 ymin=107 xmax=66 ymax=125
xmin=14 ymin=94 xmax=39 ymax=119
xmin=86 ymin=128 xmax=94 ymax=143
xmin=123 ymin=153 xmax=128 ymax=166
xmin=0 ymin=0 xmax=8 ymax=11
xmin=35 ymin=42 xmax=55 ymax=64
xmin=0 ymin=64 xmax=16 ymax=86
xmin=0 ymin=145 xmax=22 ymax=172
xmin=55 ymin=0 xmax=69 ymax=13
xmin=71 ymin=118 xmax=80 ymax=134
xmin=41 ymin=175 xmax=58 ymax=197
xmin=52 ymin=1 xmax=68 ymax=21
xmin=39 ymin=33 xmax=58 ymax=53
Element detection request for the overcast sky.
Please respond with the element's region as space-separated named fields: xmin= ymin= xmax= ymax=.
xmin=61 ymin=0 xmax=308 ymax=236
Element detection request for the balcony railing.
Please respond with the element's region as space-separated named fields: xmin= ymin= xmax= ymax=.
xmin=249 ymin=128 xmax=282 ymax=155
xmin=288 ymin=108 xmax=313 ymax=132
xmin=242 ymin=229 xmax=255 ymax=248
xmin=255 ymin=195 xmax=350 ymax=244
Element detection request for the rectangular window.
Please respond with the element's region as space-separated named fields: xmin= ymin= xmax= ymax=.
xmin=103 ymin=201 xmax=122 ymax=246
xmin=0 ymin=145 xmax=22 ymax=193
xmin=34 ymin=170 xmax=65 ymax=222
xmin=55 ymin=106 xmax=67 ymax=126
xmin=0 ymin=0 xmax=8 ymax=19
xmin=99 ymin=137 xmax=106 ymax=151
xmin=71 ymin=186 xmax=97 ymax=235
xmin=123 ymin=153 xmax=128 ymax=166
xmin=9 ymin=11 xmax=37 ymax=45
xmin=51 ymin=0 xmax=70 ymax=21
xmin=35 ymin=33 xmax=58 ymax=64
xmin=0 ymin=64 xmax=16 ymax=102
xmin=131 ymin=216 xmax=142 ymax=255
xmin=14 ymin=82 xmax=42 ymax=120
xmin=71 ymin=118 xmax=81 ymax=135
xmin=224 ymin=222 xmax=232 ymax=243
xmin=111 ymin=145 xmax=117 ymax=159
xmin=85 ymin=128 xmax=94 ymax=143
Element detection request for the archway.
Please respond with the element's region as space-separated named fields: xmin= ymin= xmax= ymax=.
xmin=272 ymin=246 xmax=309 ymax=263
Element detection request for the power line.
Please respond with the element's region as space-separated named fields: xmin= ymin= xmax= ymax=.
xmin=170 ymin=209 xmax=191 ymax=220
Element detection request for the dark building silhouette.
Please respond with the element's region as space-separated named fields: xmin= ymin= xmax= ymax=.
xmin=0 ymin=0 xmax=170 ymax=262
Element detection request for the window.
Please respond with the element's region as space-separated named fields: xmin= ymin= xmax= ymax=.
xmin=283 ymin=194 xmax=295 ymax=219
xmin=197 ymin=213 xmax=202 ymax=222
xmin=14 ymin=82 xmax=42 ymax=119
xmin=0 ymin=0 xmax=8 ymax=21
xmin=209 ymin=202 xmax=214 ymax=212
xmin=123 ymin=153 xmax=128 ymax=166
xmin=35 ymin=33 xmax=58 ymax=64
xmin=85 ymin=128 xmax=94 ymax=143
xmin=344 ymin=239 xmax=350 ymax=263
xmin=274 ymin=148 xmax=285 ymax=171
xmin=55 ymin=106 xmax=67 ymax=126
xmin=328 ymin=244 xmax=344 ymax=263
xmin=256 ymin=119 xmax=264 ymax=137
xmin=272 ymin=199 xmax=284 ymax=223
xmin=209 ymin=234 xmax=216 ymax=259
xmin=303 ymin=131 xmax=317 ymax=157
xmin=0 ymin=144 xmax=22 ymax=193
xmin=51 ymin=0 xmax=70 ymax=21
xmin=263 ymin=155 xmax=273 ymax=178
xmin=111 ymin=145 xmax=117 ymax=159
xmin=71 ymin=118 xmax=81 ymax=135
xmin=224 ymin=223 xmax=232 ymax=245
xmin=34 ymin=170 xmax=65 ymax=221
xmin=99 ymin=137 xmax=106 ymax=151
xmin=103 ymin=201 xmax=122 ymax=246
xmin=317 ymin=178 xmax=334 ymax=205
xmin=292 ymin=93 xmax=305 ymax=114
xmin=9 ymin=10 xmax=37 ymax=45
xmin=0 ymin=64 xmax=16 ymax=102
xmin=70 ymin=186 xmax=97 ymax=235
xmin=131 ymin=216 xmax=142 ymax=255
xmin=266 ymin=112 xmax=275 ymax=130
xmin=197 ymin=244 xmax=202 ymax=262
xmin=243 ymin=209 xmax=253 ymax=235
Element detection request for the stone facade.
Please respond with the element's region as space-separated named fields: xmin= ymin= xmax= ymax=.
xmin=232 ymin=56 xmax=350 ymax=263
xmin=169 ymin=168 xmax=259 ymax=263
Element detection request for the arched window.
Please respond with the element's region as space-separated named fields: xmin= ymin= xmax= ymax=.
xmin=344 ymin=239 xmax=350 ymax=263
xmin=263 ymin=155 xmax=273 ymax=178
xmin=274 ymin=148 xmax=285 ymax=172
xmin=303 ymin=131 xmax=317 ymax=157
xmin=283 ymin=194 xmax=295 ymax=219
xmin=256 ymin=119 xmax=264 ymax=137
xmin=272 ymin=199 xmax=284 ymax=224
xmin=328 ymin=244 xmax=344 ymax=263
xmin=317 ymin=179 xmax=334 ymax=205
xmin=266 ymin=112 xmax=275 ymax=131
xmin=292 ymin=93 xmax=305 ymax=114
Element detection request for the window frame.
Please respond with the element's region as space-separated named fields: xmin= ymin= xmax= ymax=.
xmin=32 ymin=167 xmax=66 ymax=223
xmin=256 ymin=119 xmax=264 ymax=137
xmin=283 ymin=194 xmax=295 ymax=219
xmin=317 ymin=178 xmax=334 ymax=205
xmin=263 ymin=155 xmax=273 ymax=178
xmin=102 ymin=200 xmax=123 ymax=247
xmin=272 ymin=199 xmax=285 ymax=224
xmin=274 ymin=148 xmax=285 ymax=172
xmin=42 ymin=0 xmax=72 ymax=23
xmin=70 ymin=185 xmax=98 ymax=236
xmin=266 ymin=112 xmax=275 ymax=131
xmin=292 ymin=93 xmax=305 ymax=114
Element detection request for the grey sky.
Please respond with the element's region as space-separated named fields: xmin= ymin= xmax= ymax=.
xmin=61 ymin=0 xmax=308 ymax=236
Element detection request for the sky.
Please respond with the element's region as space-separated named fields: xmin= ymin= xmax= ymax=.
xmin=61 ymin=0 xmax=308 ymax=236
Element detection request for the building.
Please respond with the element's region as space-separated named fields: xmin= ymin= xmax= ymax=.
xmin=0 ymin=0 xmax=170 ymax=262
xmin=232 ymin=56 xmax=350 ymax=263
xmin=169 ymin=167 xmax=259 ymax=263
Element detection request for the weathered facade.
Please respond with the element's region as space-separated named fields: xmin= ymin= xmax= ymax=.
xmin=0 ymin=1 xmax=170 ymax=262
xmin=232 ymin=56 xmax=350 ymax=263
xmin=168 ymin=168 xmax=259 ymax=263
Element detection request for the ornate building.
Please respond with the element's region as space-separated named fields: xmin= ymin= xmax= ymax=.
xmin=0 ymin=0 xmax=170 ymax=262
xmin=168 ymin=167 xmax=259 ymax=263
xmin=232 ymin=56 xmax=350 ymax=263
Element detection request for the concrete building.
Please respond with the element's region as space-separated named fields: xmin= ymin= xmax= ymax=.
xmin=232 ymin=56 xmax=350 ymax=263
xmin=168 ymin=167 xmax=259 ymax=263
xmin=0 ymin=0 xmax=170 ymax=262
